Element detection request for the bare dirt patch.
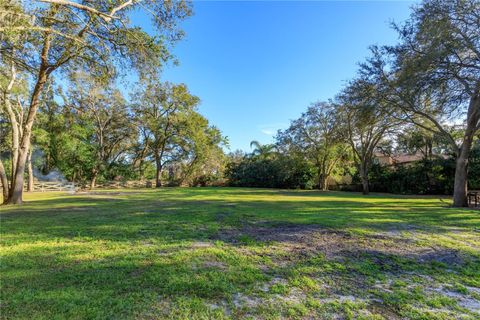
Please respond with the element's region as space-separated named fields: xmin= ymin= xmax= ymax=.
xmin=368 ymin=300 xmax=403 ymax=320
xmin=202 ymin=261 xmax=227 ymax=269
xmin=216 ymin=223 xmax=465 ymax=265
xmin=191 ymin=241 xmax=214 ymax=249
xmin=431 ymin=287 xmax=480 ymax=314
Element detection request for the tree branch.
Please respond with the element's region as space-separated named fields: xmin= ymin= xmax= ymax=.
xmin=37 ymin=0 xmax=117 ymax=21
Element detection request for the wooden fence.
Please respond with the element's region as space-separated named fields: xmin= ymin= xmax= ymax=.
xmin=92 ymin=180 xmax=155 ymax=189
xmin=0 ymin=181 xmax=75 ymax=192
xmin=28 ymin=182 xmax=76 ymax=192
xmin=0 ymin=181 xmax=77 ymax=192
xmin=0 ymin=180 xmax=157 ymax=192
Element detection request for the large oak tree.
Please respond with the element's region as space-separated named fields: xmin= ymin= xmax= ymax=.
xmin=371 ymin=0 xmax=480 ymax=206
xmin=337 ymin=78 xmax=400 ymax=195
xmin=277 ymin=102 xmax=349 ymax=191
xmin=0 ymin=0 xmax=192 ymax=204
xmin=133 ymin=82 xmax=200 ymax=187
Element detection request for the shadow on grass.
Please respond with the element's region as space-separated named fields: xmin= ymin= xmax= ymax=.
xmin=1 ymin=188 xmax=479 ymax=318
xmin=1 ymin=188 xmax=478 ymax=242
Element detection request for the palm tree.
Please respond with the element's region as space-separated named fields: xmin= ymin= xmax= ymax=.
xmin=250 ymin=140 xmax=278 ymax=160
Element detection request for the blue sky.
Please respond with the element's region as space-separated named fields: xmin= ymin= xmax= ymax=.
xmin=158 ymin=1 xmax=416 ymax=152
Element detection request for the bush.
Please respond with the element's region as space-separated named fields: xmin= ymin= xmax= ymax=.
xmin=368 ymin=157 xmax=456 ymax=195
xmin=469 ymin=143 xmax=480 ymax=190
xmin=225 ymin=156 xmax=315 ymax=189
xmin=225 ymin=141 xmax=480 ymax=194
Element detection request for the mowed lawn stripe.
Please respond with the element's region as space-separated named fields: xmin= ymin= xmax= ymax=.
xmin=1 ymin=188 xmax=479 ymax=319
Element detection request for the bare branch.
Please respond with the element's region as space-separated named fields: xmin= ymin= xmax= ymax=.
xmin=109 ymin=0 xmax=137 ymax=18
xmin=37 ymin=0 xmax=117 ymax=21
xmin=6 ymin=63 xmax=16 ymax=92
xmin=0 ymin=26 xmax=87 ymax=45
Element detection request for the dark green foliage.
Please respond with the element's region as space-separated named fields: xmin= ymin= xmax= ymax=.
xmin=367 ymin=150 xmax=480 ymax=194
xmin=225 ymin=156 xmax=315 ymax=189
xmin=368 ymin=159 xmax=456 ymax=195
xmin=351 ymin=140 xmax=480 ymax=195
xmin=469 ymin=142 xmax=480 ymax=190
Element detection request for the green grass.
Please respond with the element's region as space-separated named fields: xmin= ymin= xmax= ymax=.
xmin=1 ymin=188 xmax=479 ymax=319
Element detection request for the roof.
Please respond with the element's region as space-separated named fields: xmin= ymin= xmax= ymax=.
xmin=375 ymin=152 xmax=450 ymax=165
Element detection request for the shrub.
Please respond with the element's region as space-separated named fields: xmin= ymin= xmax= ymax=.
xmin=225 ymin=156 xmax=315 ymax=189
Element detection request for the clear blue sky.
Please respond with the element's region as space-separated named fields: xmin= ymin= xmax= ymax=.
xmin=157 ymin=1 xmax=416 ymax=152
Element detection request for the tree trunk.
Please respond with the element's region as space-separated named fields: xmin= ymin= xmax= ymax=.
xmin=318 ymin=173 xmax=328 ymax=191
xmin=317 ymin=172 xmax=324 ymax=191
xmin=6 ymin=73 xmax=50 ymax=204
xmin=7 ymin=147 xmax=28 ymax=204
xmin=155 ymin=164 xmax=163 ymax=188
xmin=453 ymin=153 xmax=469 ymax=207
xmin=361 ymin=177 xmax=369 ymax=195
xmin=359 ymin=164 xmax=369 ymax=195
xmin=139 ymin=159 xmax=145 ymax=180
xmin=27 ymin=150 xmax=34 ymax=192
xmin=90 ymin=169 xmax=98 ymax=190
xmin=0 ymin=159 xmax=9 ymax=204
xmin=5 ymin=21 xmax=53 ymax=205
xmin=154 ymin=152 xmax=163 ymax=188
xmin=5 ymin=98 xmax=20 ymax=181
xmin=452 ymin=91 xmax=479 ymax=207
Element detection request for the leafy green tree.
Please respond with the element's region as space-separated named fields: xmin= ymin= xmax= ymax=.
xmin=131 ymin=126 xmax=153 ymax=180
xmin=34 ymin=84 xmax=97 ymax=185
xmin=179 ymin=124 xmax=227 ymax=187
xmin=65 ymin=73 xmax=136 ymax=188
xmin=0 ymin=56 xmax=29 ymax=202
xmin=369 ymin=0 xmax=479 ymax=206
xmin=395 ymin=124 xmax=458 ymax=159
xmin=337 ymin=78 xmax=400 ymax=195
xmin=277 ymin=102 xmax=349 ymax=190
xmin=133 ymin=82 xmax=200 ymax=187
xmin=1 ymin=0 xmax=192 ymax=204
xmin=33 ymin=84 xmax=66 ymax=175
xmin=249 ymin=141 xmax=277 ymax=160
xmin=225 ymin=155 xmax=314 ymax=189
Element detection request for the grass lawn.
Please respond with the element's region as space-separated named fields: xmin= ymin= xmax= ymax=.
xmin=1 ymin=188 xmax=479 ymax=319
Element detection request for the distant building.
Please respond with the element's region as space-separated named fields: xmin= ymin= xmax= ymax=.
xmin=373 ymin=152 xmax=449 ymax=167
xmin=327 ymin=151 xmax=450 ymax=189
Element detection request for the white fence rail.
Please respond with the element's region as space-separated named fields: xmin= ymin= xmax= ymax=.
xmin=28 ymin=182 xmax=76 ymax=192
xmin=0 ymin=180 xmax=156 ymax=192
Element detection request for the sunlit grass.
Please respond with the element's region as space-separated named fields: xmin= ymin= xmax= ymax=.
xmin=1 ymin=188 xmax=479 ymax=319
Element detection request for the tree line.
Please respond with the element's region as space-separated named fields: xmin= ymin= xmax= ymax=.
xmin=227 ymin=0 xmax=480 ymax=207
xmin=1 ymin=0 xmax=479 ymax=207
xmin=29 ymin=73 xmax=226 ymax=189
xmin=0 ymin=0 xmax=221 ymax=204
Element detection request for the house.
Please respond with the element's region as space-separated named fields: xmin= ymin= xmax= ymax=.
xmin=374 ymin=152 xmax=449 ymax=167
